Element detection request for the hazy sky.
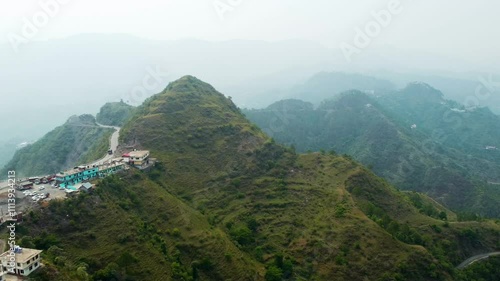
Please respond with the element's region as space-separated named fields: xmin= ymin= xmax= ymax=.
xmin=1 ymin=0 xmax=499 ymax=66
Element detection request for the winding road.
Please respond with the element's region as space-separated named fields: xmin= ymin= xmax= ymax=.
xmin=90 ymin=123 xmax=121 ymax=165
xmin=456 ymin=252 xmax=500 ymax=269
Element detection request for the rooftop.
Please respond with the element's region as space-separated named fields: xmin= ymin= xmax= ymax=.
xmin=56 ymin=160 xmax=125 ymax=177
xmin=0 ymin=248 xmax=42 ymax=263
xmin=81 ymin=182 xmax=93 ymax=189
xmin=56 ymin=165 xmax=98 ymax=177
xmin=127 ymin=150 xmax=149 ymax=158
xmin=99 ymin=161 xmax=125 ymax=170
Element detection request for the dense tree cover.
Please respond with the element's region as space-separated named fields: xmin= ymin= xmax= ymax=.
xmin=96 ymin=100 xmax=135 ymax=126
xmin=455 ymin=256 xmax=500 ymax=281
xmin=243 ymin=85 xmax=500 ymax=217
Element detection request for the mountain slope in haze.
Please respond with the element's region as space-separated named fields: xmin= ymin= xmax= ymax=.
xmin=0 ymin=114 xmax=113 ymax=178
xmin=0 ymin=34 xmax=334 ymax=151
xmin=243 ymin=88 xmax=500 ymax=217
xmin=96 ymin=101 xmax=136 ymax=126
xmin=368 ymin=71 xmax=500 ymax=114
xmin=378 ymin=82 xmax=500 ymax=163
xmin=287 ymin=71 xmax=396 ymax=104
xmin=0 ymin=139 xmax=23 ymax=170
xmin=236 ymin=71 xmax=396 ymax=109
xmin=14 ymin=76 xmax=500 ymax=281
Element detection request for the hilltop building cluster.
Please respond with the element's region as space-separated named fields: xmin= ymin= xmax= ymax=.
xmin=15 ymin=150 xmax=153 ymax=193
xmin=55 ymin=160 xmax=126 ymax=188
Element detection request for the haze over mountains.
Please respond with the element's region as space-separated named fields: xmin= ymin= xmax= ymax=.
xmin=244 ymin=82 xmax=500 ymax=217
xmin=1 ymin=34 xmax=500 ymax=168
xmin=2 ymin=1 xmax=500 ymax=280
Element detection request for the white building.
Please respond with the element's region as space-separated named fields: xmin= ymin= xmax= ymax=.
xmin=0 ymin=247 xmax=42 ymax=277
xmin=122 ymin=150 xmax=150 ymax=167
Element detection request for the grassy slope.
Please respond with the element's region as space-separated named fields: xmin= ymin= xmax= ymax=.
xmin=120 ymin=76 xmax=498 ymax=279
xmin=96 ymin=101 xmax=135 ymax=126
xmin=19 ymin=172 xmax=261 ymax=281
xmin=9 ymin=76 xmax=500 ymax=281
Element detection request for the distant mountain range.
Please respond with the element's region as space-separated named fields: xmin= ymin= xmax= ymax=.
xmin=1 ymin=34 xmax=498 ymax=149
xmin=241 ymin=71 xmax=397 ymax=108
xmin=244 ymin=83 xmax=500 ymax=217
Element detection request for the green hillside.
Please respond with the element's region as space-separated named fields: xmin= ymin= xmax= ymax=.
xmin=10 ymin=76 xmax=500 ymax=281
xmin=455 ymin=256 xmax=500 ymax=281
xmin=96 ymin=101 xmax=135 ymax=126
xmin=243 ymin=89 xmax=500 ymax=217
xmin=0 ymin=114 xmax=113 ymax=178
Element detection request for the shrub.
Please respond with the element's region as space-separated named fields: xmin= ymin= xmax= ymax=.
xmin=265 ymin=265 xmax=283 ymax=281
xmin=230 ymin=225 xmax=254 ymax=245
xmin=172 ymin=228 xmax=181 ymax=237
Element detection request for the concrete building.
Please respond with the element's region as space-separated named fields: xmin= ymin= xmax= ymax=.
xmin=55 ymin=165 xmax=99 ymax=187
xmin=98 ymin=162 xmax=125 ymax=177
xmin=0 ymin=247 xmax=42 ymax=277
xmin=79 ymin=182 xmax=94 ymax=192
xmin=123 ymin=150 xmax=150 ymax=168
xmin=55 ymin=162 xmax=125 ymax=188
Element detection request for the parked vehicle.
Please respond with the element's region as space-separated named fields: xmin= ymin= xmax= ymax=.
xmin=39 ymin=186 xmax=45 ymax=190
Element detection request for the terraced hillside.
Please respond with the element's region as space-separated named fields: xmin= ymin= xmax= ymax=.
xmin=10 ymin=76 xmax=500 ymax=281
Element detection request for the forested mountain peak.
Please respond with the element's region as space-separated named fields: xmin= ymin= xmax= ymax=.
xmin=398 ymin=82 xmax=444 ymax=103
